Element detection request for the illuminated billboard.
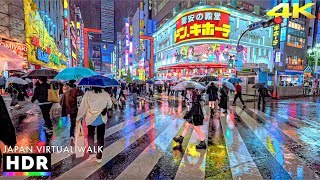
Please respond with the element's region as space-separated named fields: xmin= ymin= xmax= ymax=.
xmin=174 ymin=8 xmax=230 ymax=44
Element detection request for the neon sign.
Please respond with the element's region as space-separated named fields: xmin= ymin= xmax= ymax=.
xmin=174 ymin=9 xmax=230 ymax=44
xmin=37 ymin=48 xmax=49 ymax=63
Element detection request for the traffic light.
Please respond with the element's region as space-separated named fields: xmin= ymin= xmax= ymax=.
xmin=228 ymin=59 xmax=233 ymax=68
xmin=248 ymin=17 xmax=283 ymax=31
xmin=262 ymin=17 xmax=283 ymax=28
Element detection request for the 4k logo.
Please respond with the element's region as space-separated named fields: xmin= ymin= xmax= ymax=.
xmin=267 ymin=3 xmax=316 ymax=19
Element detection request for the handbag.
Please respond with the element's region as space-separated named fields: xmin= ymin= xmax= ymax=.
xmin=48 ymin=84 xmax=59 ymax=103
xmin=75 ymin=120 xmax=85 ymax=158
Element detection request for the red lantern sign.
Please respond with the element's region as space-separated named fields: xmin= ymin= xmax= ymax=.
xmin=174 ymin=8 xmax=230 ymax=44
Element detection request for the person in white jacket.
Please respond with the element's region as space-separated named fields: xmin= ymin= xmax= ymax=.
xmin=76 ymin=87 xmax=113 ymax=163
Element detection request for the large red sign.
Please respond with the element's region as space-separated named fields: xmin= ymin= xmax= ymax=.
xmin=174 ymin=8 xmax=230 ymax=44
xmin=0 ymin=40 xmax=27 ymax=60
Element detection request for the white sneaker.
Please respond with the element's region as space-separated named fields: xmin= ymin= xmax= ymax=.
xmin=96 ymin=158 xmax=102 ymax=163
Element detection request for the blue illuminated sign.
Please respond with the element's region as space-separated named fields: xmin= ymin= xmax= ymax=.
xmin=37 ymin=48 xmax=49 ymax=63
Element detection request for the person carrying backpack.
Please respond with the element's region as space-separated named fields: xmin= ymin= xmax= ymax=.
xmin=258 ymin=85 xmax=267 ymax=108
xmin=232 ymin=83 xmax=246 ymax=108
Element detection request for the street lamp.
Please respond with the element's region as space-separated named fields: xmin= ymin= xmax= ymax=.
xmin=308 ymin=43 xmax=320 ymax=91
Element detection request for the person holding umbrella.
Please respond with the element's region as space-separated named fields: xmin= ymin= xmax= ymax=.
xmin=218 ymin=82 xmax=229 ymax=114
xmin=60 ymin=80 xmax=84 ymax=146
xmin=258 ymin=84 xmax=268 ymax=108
xmin=173 ymin=90 xmax=206 ymax=149
xmin=206 ymin=82 xmax=218 ymax=116
xmin=31 ymin=77 xmax=53 ymax=133
xmin=0 ymin=95 xmax=16 ymax=169
xmin=232 ymin=83 xmax=246 ymax=108
xmin=76 ymin=87 xmax=113 ymax=163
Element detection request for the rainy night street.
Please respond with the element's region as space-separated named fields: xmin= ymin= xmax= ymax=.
xmin=1 ymin=95 xmax=319 ymax=180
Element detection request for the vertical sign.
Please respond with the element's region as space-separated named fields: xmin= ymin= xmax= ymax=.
xmin=272 ymin=24 xmax=281 ymax=50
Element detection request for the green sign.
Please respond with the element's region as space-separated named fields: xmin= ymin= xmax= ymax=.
xmin=50 ymin=54 xmax=61 ymax=65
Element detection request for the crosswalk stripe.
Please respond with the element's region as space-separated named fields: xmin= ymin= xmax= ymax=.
xmin=232 ymin=109 xmax=293 ymax=179
xmin=50 ymin=109 xmax=153 ymax=165
xmin=220 ymin=112 xmax=263 ymax=180
xmin=55 ymin=113 xmax=174 ymax=179
xmin=115 ymin=119 xmax=185 ymax=180
xmin=174 ymin=121 xmax=209 ymax=179
xmin=236 ymin=107 xmax=319 ymax=179
xmin=250 ymin=108 xmax=319 ymax=149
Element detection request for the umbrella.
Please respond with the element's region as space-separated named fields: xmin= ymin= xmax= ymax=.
xmin=198 ymin=76 xmax=218 ymax=82
xmin=173 ymin=81 xmax=205 ymax=91
xmin=23 ymin=69 xmax=58 ymax=79
xmin=0 ymin=45 xmax=23 ymax=71
xmin=252 ymin=83 xmax=266 ymax=89
xmin=146 ymin=80 xmax=153 ymax=84
xmin=77 ymin=75 xmax=120 ymax=88
xmin=154 ymin=81 xmax=164 ymax=85
xmin=221 ymin=81 xmax=235 ymax=91
xmin=54 ymin=67 xmax=97 ymax=81
xmin=23 ymin=78 xmax=32 ymax=83
xmin=228 ymin=77 xmax=243 ymax=84
xmin=7 ymin=77 xmax=28 ymax=85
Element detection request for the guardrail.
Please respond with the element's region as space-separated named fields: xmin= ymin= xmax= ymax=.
xmin=303 ymin=87 xmax=320 ymax=95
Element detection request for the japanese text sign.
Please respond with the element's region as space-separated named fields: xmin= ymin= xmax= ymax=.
xmin=272 ymin=25 xmax=280 ymax=49
xmin=174 ymin=9 xmax=230 ymax=44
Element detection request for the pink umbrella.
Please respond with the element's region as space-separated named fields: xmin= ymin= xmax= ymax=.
xmin=0 ymin=45 xmax=23 ymax=71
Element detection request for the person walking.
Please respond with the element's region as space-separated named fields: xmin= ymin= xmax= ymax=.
xmin=0 ymin=75 xmax=6 ymax=95
xmin=232 ymin=83 xmax=246 ymax=108
xmin=173 ymin=91 xmax=206 ymax=149
xmin=0 ymin=95 xmax=16 ymax=169
xmin=131 ymin=83 xmax=138 ymax=106
xmin=258 ymin=85 xmax=267 ymax=108
xmin=167 ymin=83 xmax=171 ymax=97
xmin=60 ymin=80 xmax=84 ymax=145
xmin=149 ymin=84 xmax=154 ymax=98
xmin=206 ymin=82 xmax=218 ymax=116
xmin=218 ymin=83 xmax=229 ymax=114
xmin=76 ymin=87 xmax=113 ymax=163
xmin=31 ymin=77 xmax=53 ymax=133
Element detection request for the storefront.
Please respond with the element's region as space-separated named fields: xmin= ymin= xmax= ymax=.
xmin=24 ymin=0 xmax=67 ymax=71
xmin=153 ymin=5 xmax=273 ymax=79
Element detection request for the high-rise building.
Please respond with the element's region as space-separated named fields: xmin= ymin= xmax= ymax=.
xmin=101 ymin=0 xmax=115 ymax=43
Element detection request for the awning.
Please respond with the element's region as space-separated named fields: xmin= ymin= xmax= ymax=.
xmin=0 ymin=45 xmax=23 ymax=71
xmin=158 ymin=62 xmax=228 ymax=71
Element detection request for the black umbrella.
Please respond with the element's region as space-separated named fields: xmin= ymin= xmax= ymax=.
xmin=252 ymin=83 xmax=266 ymax=89
xmin=0 ymin=95 xmax=16 ymax=147
xmin=23 ymin=69 xmax=58 ymax=79
xmin=198 ymin=76 xmax=218 ymax=82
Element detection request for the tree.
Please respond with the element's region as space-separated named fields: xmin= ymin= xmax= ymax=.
xmin=307 ymin=56 xmax=315 ymax=66
xmin=126 ymin=69 xmax=132 ymax=83
xmin=88 ymin=56 xmax=94 ymax=71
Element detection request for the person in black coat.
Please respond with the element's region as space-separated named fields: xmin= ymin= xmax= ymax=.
xmin=0 ymin=95 xmax=17 ymax=168
xmin=218 ymin=83 xmax=229 ymax=114
xmin=31 ymin=77 xmax=53 ymax=133
xmin=207 ymin=83 xmax=218 ymax=116
xmin=173 ymin=91 xmax=206 ymax=149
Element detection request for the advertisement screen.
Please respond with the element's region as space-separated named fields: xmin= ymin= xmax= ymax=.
xmin=158 ymin=43 xmax=247 ymax=66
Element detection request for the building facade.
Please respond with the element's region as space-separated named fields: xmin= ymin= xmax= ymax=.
xmin=24 ymin=0 xmax=67 ymax=70
xmin=153 ymin=5 xmax=273 ymax=78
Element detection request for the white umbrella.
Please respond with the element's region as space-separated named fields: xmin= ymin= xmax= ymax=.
xmin=7 ymin=77 xmax=28 ymax=85
xmin=173 ymin=81 xmax=205 ymax=91
xmin=24 ymin=78 xmax=32 ymax=83
xmin=154 ymin=81 xmax=164 ymax=85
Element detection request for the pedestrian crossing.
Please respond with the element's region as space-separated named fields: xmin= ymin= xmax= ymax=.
xmin=1 ymin=100 xmax=320 ymax=180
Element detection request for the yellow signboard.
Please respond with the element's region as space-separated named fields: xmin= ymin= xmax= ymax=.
xmin=24 ymin=0 xmax=66 ymax=69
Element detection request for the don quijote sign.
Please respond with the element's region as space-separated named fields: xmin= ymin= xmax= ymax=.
xmin=0 ymin=40 xmax=27 ymax=60
xmin=174 ymin=8 xmax=230 ymax=44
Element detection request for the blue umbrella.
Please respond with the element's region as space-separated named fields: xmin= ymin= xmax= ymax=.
xmin=228 ymin=77 xmax=243 ymax=84
xmin=146 ymin=80 xmax=153 ymax=84
xmin=77 ymin=75 xmax=120 ymax=87
xmin=54 ymin=67 xmax=97 ymax=81
xmin=222 ymin=80 xmax=235 ymax=91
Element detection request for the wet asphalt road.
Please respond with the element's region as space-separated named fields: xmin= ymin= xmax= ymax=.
xmin=1 ymin=94 xmax=319 ymax=179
